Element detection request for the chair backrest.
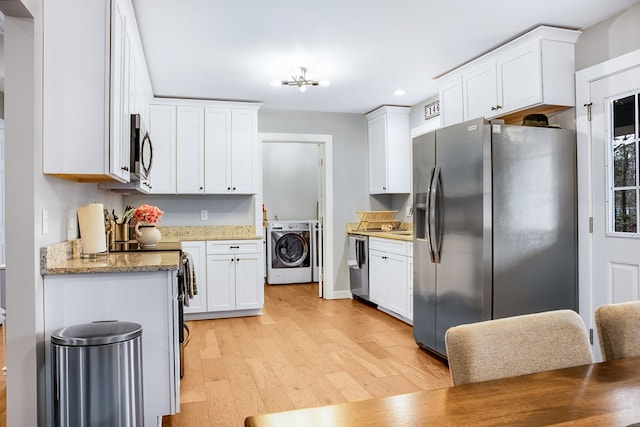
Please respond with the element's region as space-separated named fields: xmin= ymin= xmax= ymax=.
xmin=444 ymin=310 xmax=594 ymax=386
xmin=595 ymin=300 xmax=640 ymax=361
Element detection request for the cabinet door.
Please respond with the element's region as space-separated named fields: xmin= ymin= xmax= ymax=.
xmin=176 ymin=106 xmax=205 ymax=194
xmin=204 ymin=108 xmax=232 ymax=194
xmin=407 ymin=256 xmax=414 ymax=321
xmin=463 ymin=62 xmax=498 ymax=121
xmin=385 ymin=253 xmax=407 ymax=317
xmin=369 ymin=250 xmax=387 ymax=306
xmin=368 ymin=114 xmax=388 ymax=194
xmin=230 ymin=109 xmax=258 ymax=194
xmin=109 ymin=0 xmax=130 ymax=182
xmin=439 ymin=77 xmax=464 ymax=127
xmin=182 ymin=241 xmax=207 ymax=314
xmin=235 ymin=253 xmax=263 ymax=310
xmin=148 ymin=105 xmax=177 ymax=194
xmin=207 ymin=254 xmax=235 ymax=311
xmin=497 ymin=44 xmax=542 ymax=114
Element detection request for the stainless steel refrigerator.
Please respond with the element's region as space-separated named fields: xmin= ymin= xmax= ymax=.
xmin=412 ymin=117 xmax=577 ymax=358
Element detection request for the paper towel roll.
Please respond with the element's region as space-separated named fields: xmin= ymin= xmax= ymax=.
xmin=78 ymin=203 xmax=107 ymax=255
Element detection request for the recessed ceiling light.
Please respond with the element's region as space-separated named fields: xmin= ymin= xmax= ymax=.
xmin=394 ymin=89 xmax=406 ymax=96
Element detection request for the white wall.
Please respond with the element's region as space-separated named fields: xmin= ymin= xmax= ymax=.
xmin=575 ymin=1 xmax=640 ymax=71
xmin=123 ymin=194 xmax=255 ymax=226
xmin=263 ymin=142 xmax=319 ymax=221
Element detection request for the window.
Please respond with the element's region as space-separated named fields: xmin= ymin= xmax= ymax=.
xmin=609 ymin=93 xmax=640 ymax=234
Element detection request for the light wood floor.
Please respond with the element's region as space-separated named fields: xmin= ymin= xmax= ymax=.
xmin=163 ymin=283 xmax=451 ymax=426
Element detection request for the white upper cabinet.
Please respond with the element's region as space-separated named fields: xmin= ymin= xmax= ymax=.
xmin=204 ymin=107 xmax=258 ymax=194
xmin=149 ymin=99 xmax=261 ymax=195
xmin=177 ymin=106 xmax=206 ymax=194
xmin=439 ymin=77 xmax=464 ymax=127
xmin=366 ymin=106 xmax=411 ymax=194
xmin=43 ymin=0 xmax=152 ymax=182
xmin=438 ymin=26 xmax=581 ymax=126
xmin=148 ymin=105 xmax=177 ymax=194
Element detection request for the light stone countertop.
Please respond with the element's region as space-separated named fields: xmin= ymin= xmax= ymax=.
xmin=40 ymin=224 xmax=262 ymax=275
xmin=41 ymin=251 xmax=181 ymax=275
xmin=346 ymin=222 xmax=413 ymax=242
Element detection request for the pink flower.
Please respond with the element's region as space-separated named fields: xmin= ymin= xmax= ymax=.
xmin=133 ymin=204 xmax=164 ymax=224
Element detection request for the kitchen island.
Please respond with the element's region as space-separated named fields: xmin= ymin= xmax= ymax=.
xmin=41 ymin=240 xmax=182 ymax=426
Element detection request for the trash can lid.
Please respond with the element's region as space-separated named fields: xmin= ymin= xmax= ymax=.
xmin=51 ymin=321 xmax=142 ymax=346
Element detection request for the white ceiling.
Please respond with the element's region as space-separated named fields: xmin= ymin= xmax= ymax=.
xmin=132 ymin=0 xmax=639 ymax=114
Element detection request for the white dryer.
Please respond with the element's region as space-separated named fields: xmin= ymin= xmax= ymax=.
xmin=267 ymin=221 xmax=312 ymax=284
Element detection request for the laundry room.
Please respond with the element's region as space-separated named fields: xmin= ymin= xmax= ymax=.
xmin=263 ymin=141 xmax=322 ymax=286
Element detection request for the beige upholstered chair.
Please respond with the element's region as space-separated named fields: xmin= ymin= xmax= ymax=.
xmin=595 ymin=300 xmax=640 ymax=361
xmin=445 ymin=310 xmax=594 ymax=386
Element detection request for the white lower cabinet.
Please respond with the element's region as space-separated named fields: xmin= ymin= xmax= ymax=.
xmin=369 ymin=237 xmax=409 ymax=319
xmin=43 ymin=270 xmax=180 ymax=425
xmin=184 ymin=240 xmax=264 ymax=319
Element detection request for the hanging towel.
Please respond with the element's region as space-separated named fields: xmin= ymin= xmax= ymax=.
xmin=347 ymin=236 xmax=359 ymax=268
xmin=182 ymin=252 xmax=198 ymax=306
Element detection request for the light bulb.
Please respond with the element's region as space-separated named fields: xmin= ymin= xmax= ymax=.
xmin=319 ymin=79 xmax=331 ymax=87
xmin=394 ymin=89 xmax=406 ymax=96
xmin=299 ymin=85 xmax=307 ymax=93
xmin=271 ymin=80 xmax=283 ymax=87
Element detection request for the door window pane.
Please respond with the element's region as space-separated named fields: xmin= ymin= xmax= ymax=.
xmin=609 ymin=93 xmax=640 ymax=235
xmin=614 ymin=190 xmax=637 ymax=233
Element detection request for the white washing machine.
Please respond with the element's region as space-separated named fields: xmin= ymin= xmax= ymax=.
xmin=267 ymin=221 xmax=312 ymax=284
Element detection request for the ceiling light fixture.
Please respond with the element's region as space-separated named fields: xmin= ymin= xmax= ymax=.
xmin=271 ymin=67 xmax=330 ymax=92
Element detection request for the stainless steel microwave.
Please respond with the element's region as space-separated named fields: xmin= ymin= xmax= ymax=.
xmin=130 ymin=113 xmax=153 ymax=181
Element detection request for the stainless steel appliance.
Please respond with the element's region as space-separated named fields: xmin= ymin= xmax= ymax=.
xmin=348 ymin=235 xmax=370 ymax=302
xmin=267 ymin=221 xmax=312 ymax=284
xmin=413 ymin=118 xmax=577 ymax=358
xmin=130 ymin=113 xmax=153 ymax=181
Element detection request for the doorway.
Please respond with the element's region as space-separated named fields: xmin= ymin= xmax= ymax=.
xmin=577 ymin=49 xmax=640 ymax=359
xmin=257 ymin=133 xmax=333 ymax=299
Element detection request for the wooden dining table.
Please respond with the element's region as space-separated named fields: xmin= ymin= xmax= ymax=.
xmin=245 ymin=356 xmax=640 ymax=426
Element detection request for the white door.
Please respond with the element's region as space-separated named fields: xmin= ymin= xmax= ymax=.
xmin=587 ymin=62 xmax=640 ymax=357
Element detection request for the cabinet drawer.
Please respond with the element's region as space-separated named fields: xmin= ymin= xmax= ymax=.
xmin=369 ymin=237 xmax=407 ymax=256
xmin=206 ymin=240 xmax=259 ymax=255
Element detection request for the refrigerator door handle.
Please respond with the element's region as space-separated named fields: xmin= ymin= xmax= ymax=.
xmin=432 ymin=165 xmax=443 ymax=262
xmin=426 ymin=166 xmax=440 ymax=263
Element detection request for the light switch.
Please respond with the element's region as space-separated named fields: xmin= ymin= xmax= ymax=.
xmin=200 ymin=210 xmax=208 ymax=221
xmin=42 ymin=209 xmax=49 ymax=235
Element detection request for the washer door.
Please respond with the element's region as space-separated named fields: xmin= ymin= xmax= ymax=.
xmin=274 ymin=233 xmax=309 ymax=267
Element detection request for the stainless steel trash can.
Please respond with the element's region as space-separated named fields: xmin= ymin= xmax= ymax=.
xmin=51 ymin=321 xmax=144 ymax=427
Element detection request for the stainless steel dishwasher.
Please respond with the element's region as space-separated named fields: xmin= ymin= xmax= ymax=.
xmin=348 ymin=235 xmax=371 ymax=303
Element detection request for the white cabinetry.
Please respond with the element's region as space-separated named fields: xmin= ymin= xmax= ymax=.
xmin=43 ymin=0 xmax=152 ymax=183
xmin=43 ymin=270 xmax=180 ymax=424
xmin=177 ymin=107 xmax=206 ymax=194
xmin=439 ymin=78 xmax=464 ymax=127
xmin=148 ymin=105 xmax=177 ymax=194
xmin=181 ymin=241 xmax=207 ymax=314
xmin=369 ymin=237 xmax=408 ymax=318
xmin=438 ymin=26 xmax=580 ymax=126
xmin=366 ymin=106 xmax=411 ymax=194
xmin=147 ymin=99 xmax=261 ymax=195
xmin=205 ymin=108 xmax=259 ymax=194
xmin=407 ymin=243 xmax=414 ymax=322
xmin=183 ymin=240 xmax=264 ymax=319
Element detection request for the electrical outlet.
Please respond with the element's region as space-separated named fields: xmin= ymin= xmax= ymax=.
xmin=200 ymin=210 xmax=208 ymax=221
